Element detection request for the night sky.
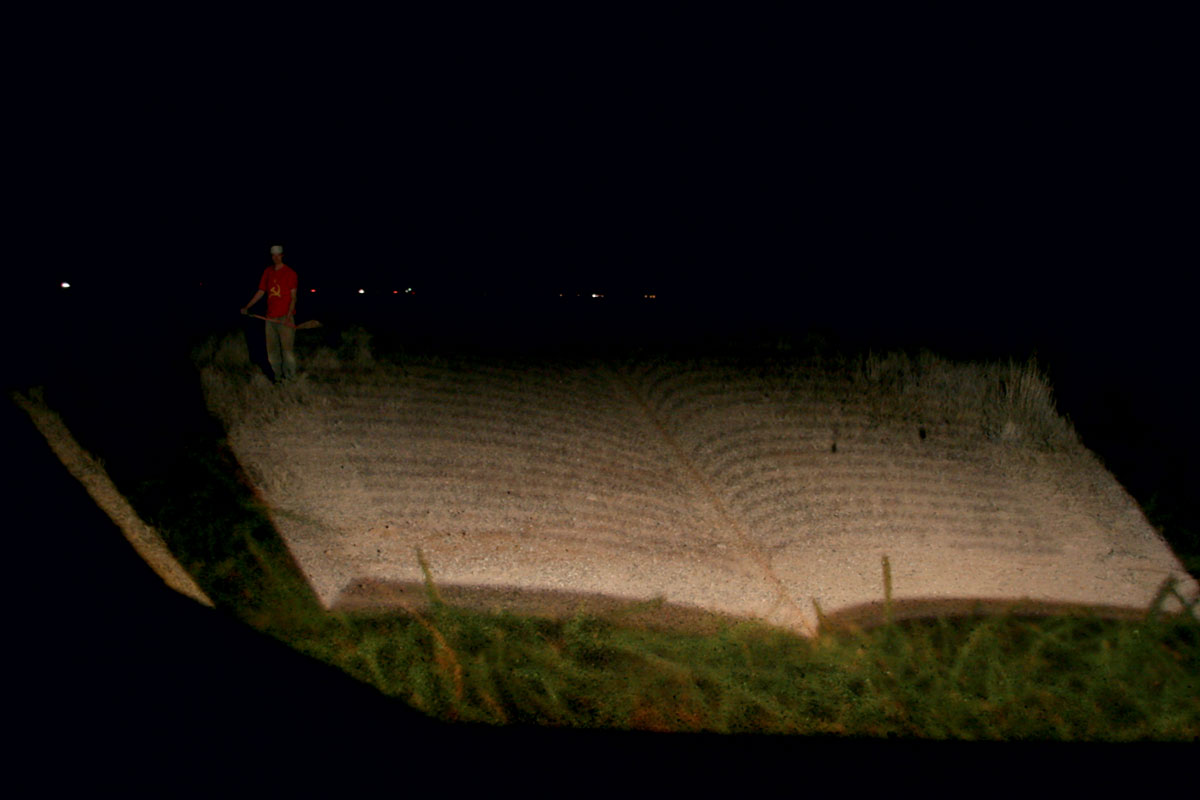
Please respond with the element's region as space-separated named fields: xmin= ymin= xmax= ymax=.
xmin=13 ymin=11 xmax=1189 ymax=359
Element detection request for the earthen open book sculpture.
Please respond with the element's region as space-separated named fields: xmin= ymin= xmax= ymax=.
xmin=203 ymin=350 xmax=1199 ymax=637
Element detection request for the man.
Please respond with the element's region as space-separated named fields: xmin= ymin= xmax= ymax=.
xmin=241 ymin=245 xmax=299 ymax=383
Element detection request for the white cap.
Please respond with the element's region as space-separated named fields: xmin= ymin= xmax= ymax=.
xmin=270 ymin=245 xmax=283 ymax=254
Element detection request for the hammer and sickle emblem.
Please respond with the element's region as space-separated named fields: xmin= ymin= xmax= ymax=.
xmin=269 ymin=285 xmax=282 ymax=299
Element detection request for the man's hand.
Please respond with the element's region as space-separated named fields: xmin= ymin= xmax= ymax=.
xmin=240 ymin=307 xmax=249 ymax=315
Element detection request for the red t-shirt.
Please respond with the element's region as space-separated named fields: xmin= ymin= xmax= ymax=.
xmin=258 ymin=264 xmax=298 ymax=318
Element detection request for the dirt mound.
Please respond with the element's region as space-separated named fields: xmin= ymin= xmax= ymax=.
xmin=199 ymin=342 xmax=1199 ymax=636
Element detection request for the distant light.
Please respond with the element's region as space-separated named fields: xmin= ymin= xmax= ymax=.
xmin=310 ymin=288 xmax=316 ymax=293
xmin=393 ymin=290 xmax=399 ymax=294
xmin=644 ymin=293 xmax=657 ymax=299
xmin=591 ymin=293 xmax=604 ymax=299
xmin=60 ymin=282 xmax=71 ymax=289
xmin=358 ymin=289 xmax=365 ymax=294
xmin=406 ymin=287 xmax=414 ymax=294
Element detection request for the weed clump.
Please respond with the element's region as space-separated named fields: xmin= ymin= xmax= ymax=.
xmin=851 ymin=349 xmax=1078 ymax=452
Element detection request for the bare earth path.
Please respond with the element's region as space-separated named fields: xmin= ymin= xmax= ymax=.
xmin=204 ymin=354 xmax=1199 ymax=637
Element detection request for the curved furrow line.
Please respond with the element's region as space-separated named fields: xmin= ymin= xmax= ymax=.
xmin=719 ymin=460 xmax=811 ymax=497
xmin=356 ymin=468 xmax=690 ymax=521
xmin=360 ymin=417 xmax=662 ymax=460
xmin=732 ymin=507 xmax=812 ymax=542
xmin=692 ymin=442 xmax=819 ymax=483
xmin=397 ymin=506 xmax=673 ymax=547
xmin=420 ymin=528 xmax=717 ymax=564
xmin=735 ymin=472 xmax=1006 ymax=515
xmin=496 ymin=463 xmax=684 ymax=500
xmin=553 ymin=506 xmax=698 ymax=540
xmin=612 ymin=365 xmax=1059 ymax=560
xmin=629 ymin=362 xmax=694 ymax=403
xmin=344 ymin=410 xmax=628 ymax=454
xmin=358 ymin=499 xmax=701 ymax=554
xmin=382 ymin=375 xmax=540 ymax=404
xmin=749 ymin=487 xmax=1021 ymax=527
xmin=305 ymin=384 xmax=409 ymax=403
xmin=632 ymin=367 xmax=761 ymax=419
xmin=604 ymin=366 xmax=818 ymax=635
xmin=394 ymin=380 xmax=623 ymax=424
xmin=653 ymin=399 xmax=777 ymax=436
xmin=714 ymin=455 xmax=820 ymax=491
xmin=397 ymin=391 xmax=589 ymax=421
xmin=396 ymin=387 xmax=616 ymax=423
xmin=787 ymin=443 xmax=992 ymax=470
xmin=794 ymin=486 xmax=1045 ymax=529
xmin=631 ymin=372 xmax=783 ymax=434
xmin=614 ymin=366 xmax=781 ymax=446
xmin=343 ymin=428 xmax=677 ymax=484
xmin=399 ymin=364 xmax=615 ymax=397
xmin=339 ymin=427 xmax=590 ymax=462
xmin=530 ymin=498 xmax=702 ymax=531
xmin=618 ymin=369 xmax=838 ymax=492
xmin=351 ymin=447 xmax=676 ymax=485
xmin=797 ymin=472 xmax=1029 ymax=508
xmin=721 ymin=474 xmax=810 ymax=511
xmin=357 ymin=502 xmax=696 ymax=546
xmin=797 ymin=450 xmax=994 ymax=478
xmin=668 ymin=382 xmax=772 ymax=412
xmin=342 ymin=435 xmax=686 ymax=495
xmin=669 ymin=408 xmax=783 ymax=441
xmin=688 ymin=418 xmax=798 ymax=448
xmin=667 ymin=381 xmax=782 ymax=415
xmin=376 ymin=480 xmax=692 ymax=529
xmin=725 ymin=482 xmax=812 ymax=517
xmin=687 ymin=430 xmax=813 ymax=475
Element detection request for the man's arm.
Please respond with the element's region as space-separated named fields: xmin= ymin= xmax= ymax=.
xmin=241 ymin=289 xmax=264 ymax=314
xmin=288 ymin=288 xmax=297 ymax=320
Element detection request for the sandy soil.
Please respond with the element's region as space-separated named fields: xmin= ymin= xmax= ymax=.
xmin=203 ymin=354 xmax=1199 ymax=637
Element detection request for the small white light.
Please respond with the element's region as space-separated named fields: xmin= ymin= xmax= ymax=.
xmin=61 ymin=282 xmax=71 ymax=289
xmin=358 ymin=289 xmax=365 ymax=294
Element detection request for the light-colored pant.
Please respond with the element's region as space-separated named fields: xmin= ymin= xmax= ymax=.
xmin=265 ymin=317 xmax=298 ymax=381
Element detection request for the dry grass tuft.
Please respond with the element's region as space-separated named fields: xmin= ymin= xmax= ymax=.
xmin=851 ymin=349 xmax=1078 ymax=452
xmin=344 ymin=326 xmax=375 ymax=368
xmin=192 ymin=332 xmax=320 ymax=432
xmin=987 ymin=357 xmax=1079 ymax=451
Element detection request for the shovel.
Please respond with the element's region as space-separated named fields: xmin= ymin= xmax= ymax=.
xmin=248 ymin=314 xmax=322 ymax=330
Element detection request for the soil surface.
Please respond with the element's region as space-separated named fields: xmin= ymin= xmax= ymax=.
xmin=203 ymin=354 xmax=1200 ymax=637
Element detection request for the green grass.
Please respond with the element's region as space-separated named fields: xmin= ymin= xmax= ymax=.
xmin=24 ymin=325 xmax=1200 ymax=740
xmin=158 ymin=447 xmax=1200 ymax=739
xmin=291 ymin=567 xmax=1200 ymax=739
xmin=134 ymin=437 xmax=1200 ymax=740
